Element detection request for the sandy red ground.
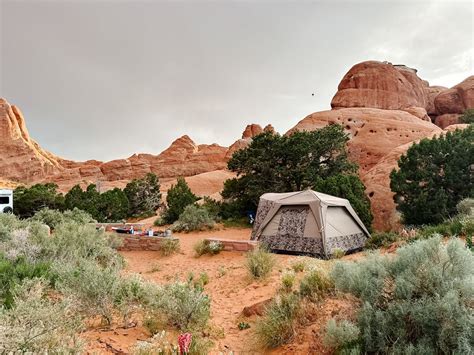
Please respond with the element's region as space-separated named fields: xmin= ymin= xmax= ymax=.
xmin=83 ymin=227 xmax=361 ymax=354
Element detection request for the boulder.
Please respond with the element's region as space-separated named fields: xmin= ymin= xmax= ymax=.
xmin=434 ymin=76 xmax=474 ymax=115
xmin=242 ymin=124 xmax=263 ymax=139
xmin=425 ymin=85 xmax=447 ymax=115
xmin=242 ymin=298 xmax=272 ymax=317
xmin=402 ymin=107 xmax=430 ymax=121
xmin=434 ymin=114 xmax=461 ymax=129
xmin=331 ymin=61 xmax=428 ymax=110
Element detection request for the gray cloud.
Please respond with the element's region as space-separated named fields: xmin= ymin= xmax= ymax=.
xmin=1 ymin=0 xmax=472 ymax=161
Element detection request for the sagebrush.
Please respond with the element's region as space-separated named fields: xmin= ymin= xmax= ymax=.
xmin=327 ymin=236 xmax=474 ymax=354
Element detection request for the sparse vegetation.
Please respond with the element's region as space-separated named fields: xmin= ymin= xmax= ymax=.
xmin=154 ymin=217 xmax=166 ymax=227
xmin=159 ymin=238 xmax=180 ymax=256
xmin=0 ymin=211 xmax=162 ymax=352
xmin=299 ymin=268 xmax=333 ymax=301
xmin=245 ymin=247 xmax=276 ymax=280
xmin=280 ymin=270 xmax=296 ymax=293
xmin=171 ymin=205 xmax=215 ymax=232
xmin=192 ymin=239 xmax=223 ymax=257
xmin=238 ymin=321 xmax=250 ymax=330
xmin=364 ymin=231 xmax=400 ymax=249
xmin=0 ymin=279 xmax=84 ymax=353
xmin=255 ymin=293 xmax=301 ymax=348
xmin=326 ymin=236 xmax=474 ymax=354
xmin=331 ymin=248 xmax=345 ymax=259
xmin=153 ymin=280 xmax=211 ymax=331
xmin=290 ymin=259 xmax=306 ymax=273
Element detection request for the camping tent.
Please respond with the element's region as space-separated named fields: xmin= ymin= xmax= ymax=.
xmin=250 ymin=190 xmax=370 ymax=258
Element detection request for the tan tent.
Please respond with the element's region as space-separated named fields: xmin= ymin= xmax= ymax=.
xmin=250 ymin=190 xmax=370 ymax=258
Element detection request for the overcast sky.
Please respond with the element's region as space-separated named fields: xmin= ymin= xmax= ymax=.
xmin=1 ymin=0 xmax=473 ymax=162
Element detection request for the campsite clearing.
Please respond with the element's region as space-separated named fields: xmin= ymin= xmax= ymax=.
xmin=83 ymin=226 xmax=363 ymax=354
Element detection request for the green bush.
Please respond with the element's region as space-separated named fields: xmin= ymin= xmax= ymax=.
xmin=192 ymin=240 xmax=223 ymax=257
xmin=163 ymin=177 xmax=198 ymax=224
xmin=154 ymin=217 xmax=166 ymax=227
xmin=124 ymin=173 xmax=162 ymax=217
xmin=255 ymin=293 xmax=301 ymax=348
xmin=331 ymin=248 xmax=345 ymax=259
xmin=238 ymin=321 xmax=251 ymax=330
xmin=42 ymin=222 xmax=123 ymax=268
xmin=324 ymin=319 xmax=360 ymax=353
xmin=29 ymin=207 xmax=95 ymax=229
xmin=245 ymin=247 xmax=276 ymax=280
xmin=0 ymin=254 xmax=52 ymax=308
xmin=280 ymin=270 xmax=296 ymax=293
xmin=459 ymin=108 xmax=474 ymax=124
xmin=13 ymin=183 xmax=65 ymax=219
xmin=171 ymin=205 xmax=215 ymax=232
xmin=222 ymin=217 xmax=252 ymax=228
xmin=299 ymin=268 xmax=333 ymax=301
xmin=54 ymin=260 xmax=123 ymax=325
xmin=328 ymin=236 xmax=474 ymax=353
xmin=390 ymin=126 xmax=474 ymax=225
xmin=154 ymin=280 xmax=211 ymax=331
xmin=457 ymin=198 xmax=474 ymax=217
xmin=190 ymin=271 xmax=210 ymax=290
xmin=201 ymin=196 xmax=221 ymax=220
xmin=290 ymin=259 xmax=306 ymax=273
xmin=65 ymin=184 xmax=129 ymax=222
xmin=193 ymin=240 xmax=208 ymax=257
xmin=364 ymin=231 xmax=400 ymax=249
xmin=0 ymin=213 xmax=26 ymax=242
xmin=160 ymin=238 xmax=180 ymax=256
xmin=0 ymin=279 xmax=83 ymax=353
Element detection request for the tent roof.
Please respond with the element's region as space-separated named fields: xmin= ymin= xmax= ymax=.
xmin=260 ymin=189 xmax=348 ymax=206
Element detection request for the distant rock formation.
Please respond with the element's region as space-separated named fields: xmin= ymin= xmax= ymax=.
xmin=1 ymin=60 xmax=472 ymax=231
xmin=0 ymin=97 xmax=262 ymax=198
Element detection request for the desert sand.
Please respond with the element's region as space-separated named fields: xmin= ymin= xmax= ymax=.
xmin=83 ymin=227 xmax=361 ymax=354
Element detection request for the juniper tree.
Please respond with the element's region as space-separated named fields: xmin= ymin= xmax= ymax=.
xmin=390 ymin=126 xmax=474 ymax=225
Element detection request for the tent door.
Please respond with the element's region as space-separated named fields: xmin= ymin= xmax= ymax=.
xmin=276 ymin=206 xmax=308 ymax=238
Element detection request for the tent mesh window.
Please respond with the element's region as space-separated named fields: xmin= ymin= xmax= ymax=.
xmin=276 ymin=206 xmax=308 ymax=238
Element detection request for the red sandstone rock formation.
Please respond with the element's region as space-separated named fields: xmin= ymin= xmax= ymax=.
xmin=434 ymin=76 xmax=474 ymax=115
xmin=1 ymin=61 xmax=472 ymax=230
xmin=287 ymin=108 xmax=441 ymax=174
xmin=330 ymin=61 xmax=473 ymax=129
xmin=0 ymin=97 xmax=257 ymax=198
xmin=242 ymin=124 xmax=263 ymax=139
xmin=330 ymin=61 xmax=429 ymax=110
xmin=0 ymin=99 xmax=64 ymax=183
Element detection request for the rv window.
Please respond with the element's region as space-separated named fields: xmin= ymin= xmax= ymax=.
xmin=0 ymin=196 xmax=10 ymax=204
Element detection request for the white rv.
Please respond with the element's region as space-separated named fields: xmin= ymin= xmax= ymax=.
xmin=0 ymin=189 xmax=13 ymax=213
